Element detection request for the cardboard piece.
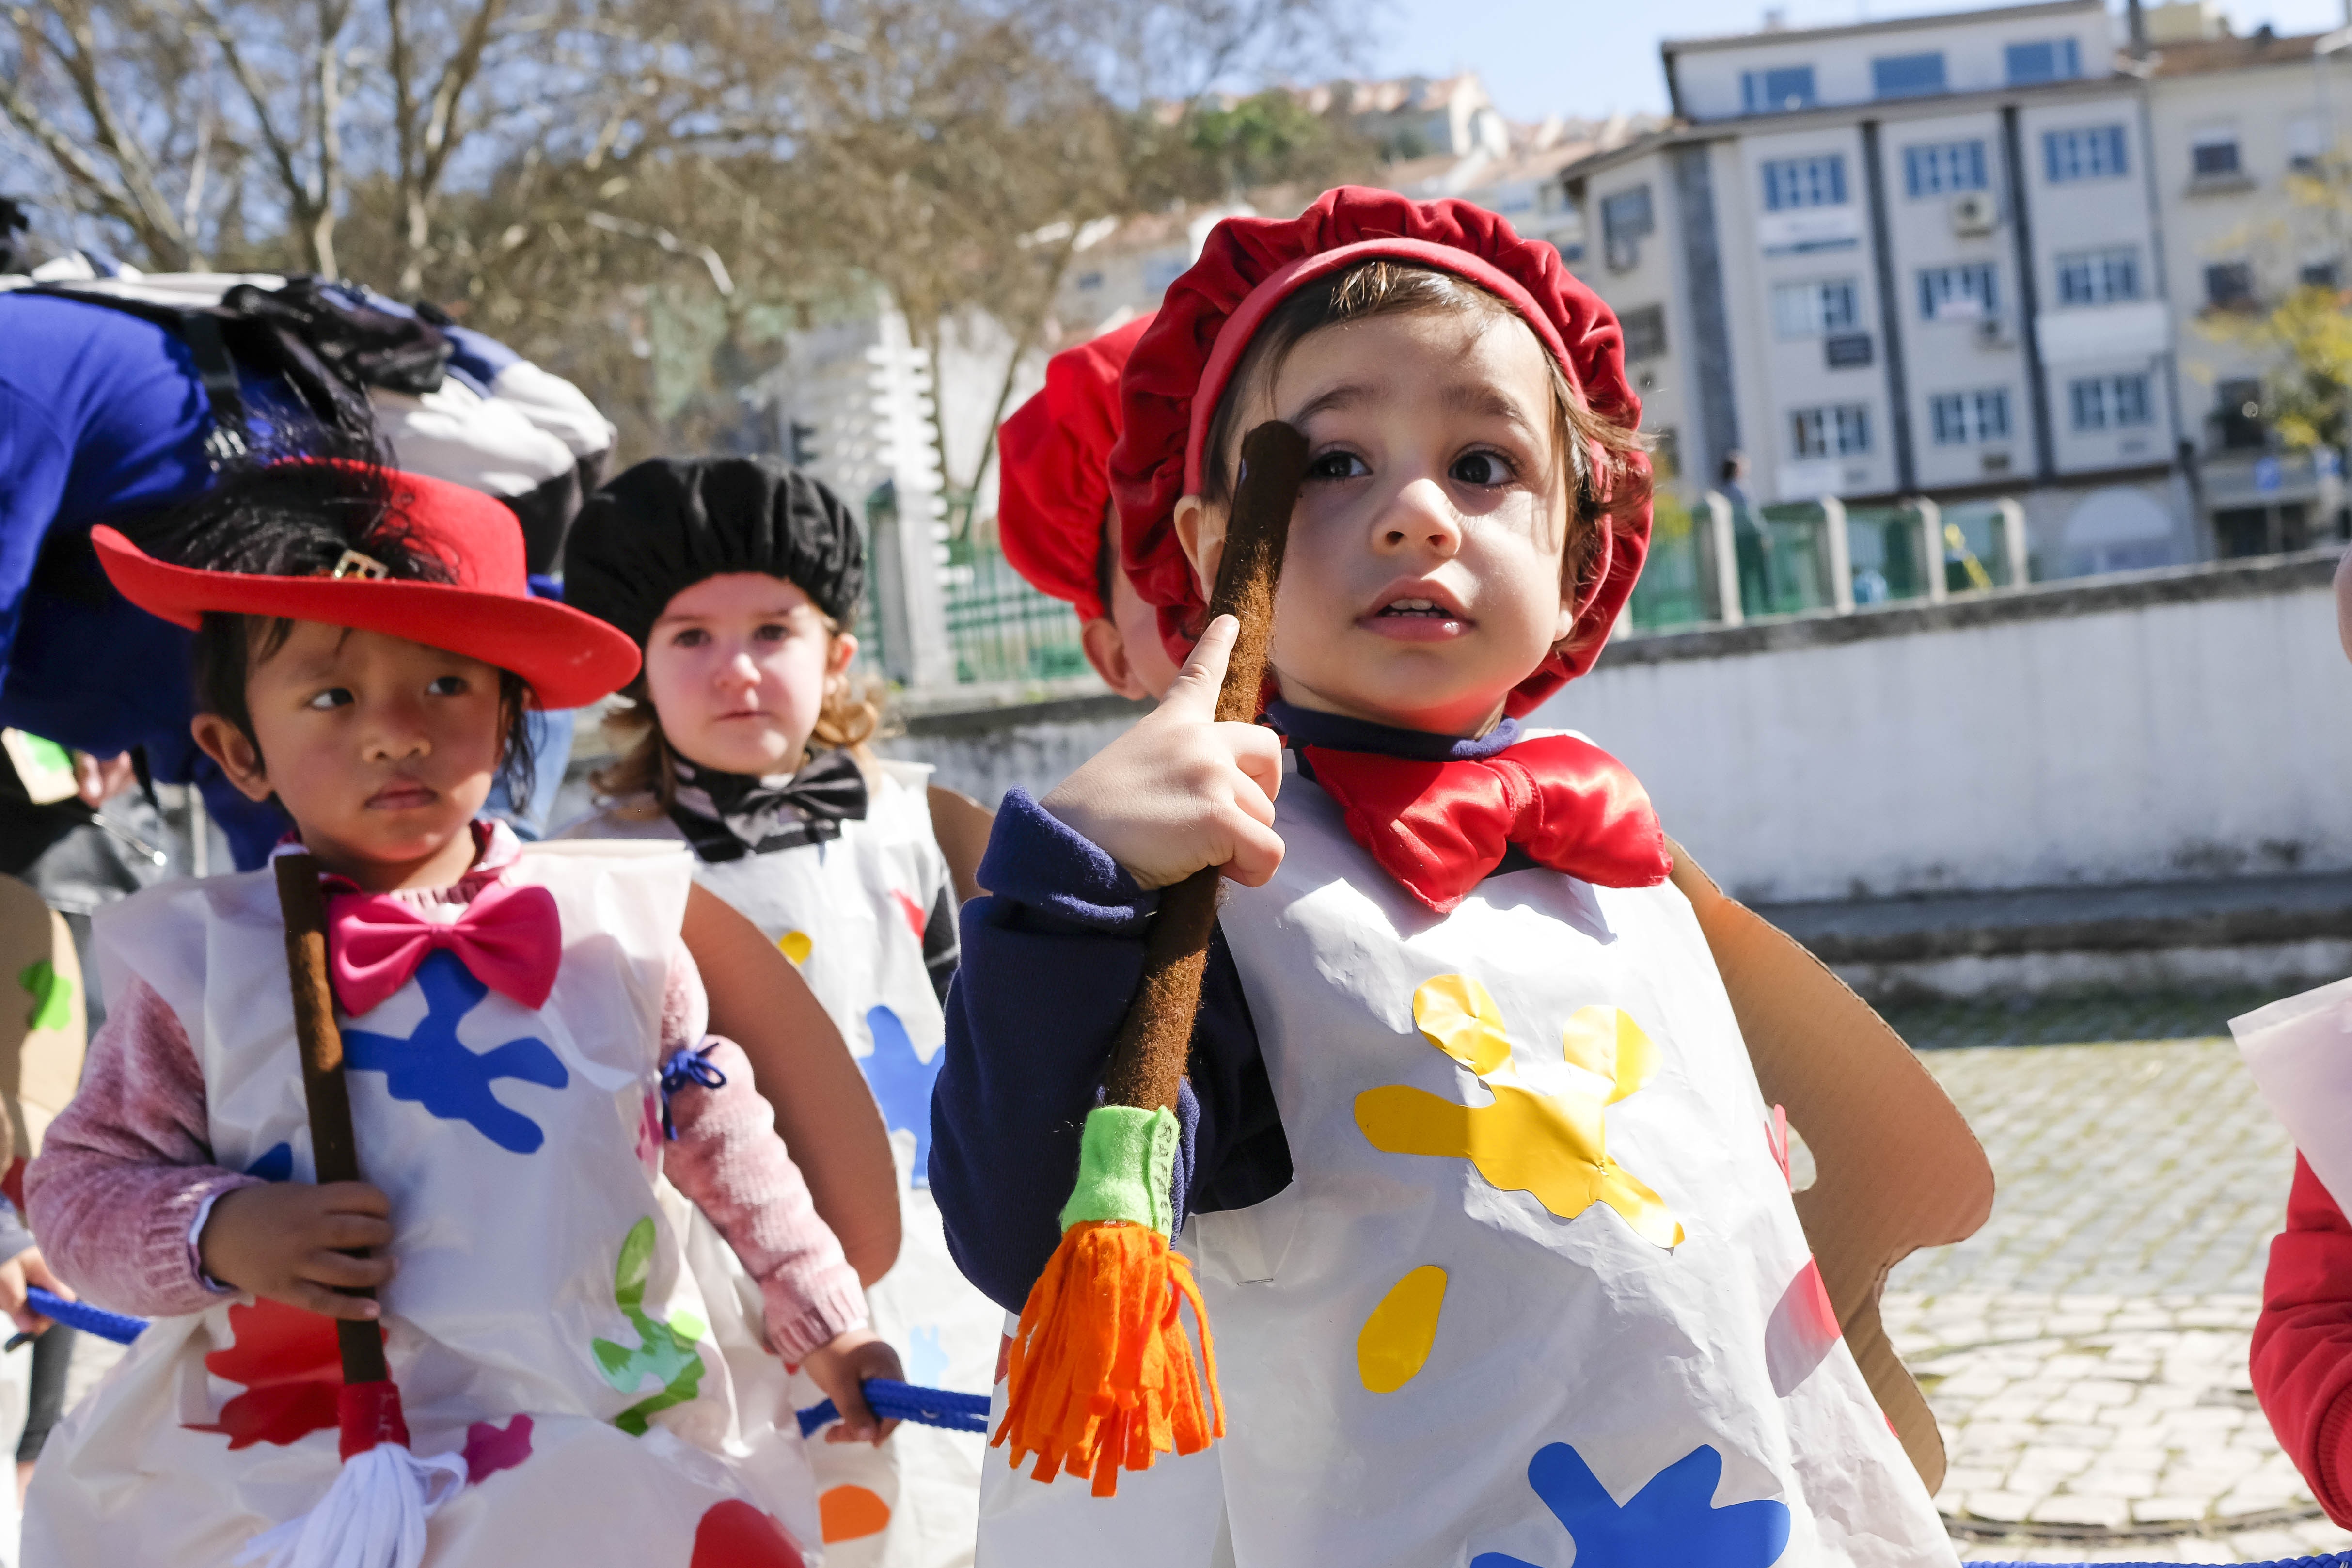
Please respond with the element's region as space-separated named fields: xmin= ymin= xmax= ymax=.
xmin=1668 ymin=839 xmax=1994 ymax=1492
xmin=928 ymin=783 xmax=995 ymax=904
xmin=0 ymin=872 xmax=88 ymax=1180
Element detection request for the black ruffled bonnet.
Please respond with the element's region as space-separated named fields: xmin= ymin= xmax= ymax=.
xmin=563 ymin=456 xmax=865 ymax=649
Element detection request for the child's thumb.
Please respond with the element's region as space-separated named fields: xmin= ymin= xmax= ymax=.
xmin=1159 ymin=615 xmax=1238 ymax=723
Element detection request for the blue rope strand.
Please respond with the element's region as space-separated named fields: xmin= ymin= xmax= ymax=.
xmin=25 ymin=1288 xmax=994 ymax=1438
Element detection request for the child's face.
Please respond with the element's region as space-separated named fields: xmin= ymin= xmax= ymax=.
xmin=196 ymin=621 xmax=506 ymax=885
xmin=1182 ymin=307 xmax=1576 ymax=737
xmin=642 ymin=572 xmax=855 ymax=777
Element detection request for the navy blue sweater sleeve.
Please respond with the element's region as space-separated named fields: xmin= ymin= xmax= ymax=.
xmin=928 ymin=789 xmax=1290 ymax=1314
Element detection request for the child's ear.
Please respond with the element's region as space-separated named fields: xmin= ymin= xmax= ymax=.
xmin=1173 ymin=494 xmax=1227 ymax=603
xmin=824 ymin=631 xmax=859 ymax=684
xmin=189 ymin=714 xmax=275 ymax=803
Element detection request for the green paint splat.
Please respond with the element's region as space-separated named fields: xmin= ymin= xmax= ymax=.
xmin=18 ymin=961 xmax=70 ymax=1033
xmin=590 ymin=1217 xmax=707 ymax=1435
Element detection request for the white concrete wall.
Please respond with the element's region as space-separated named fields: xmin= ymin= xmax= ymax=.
xmin=1528 ymin=571 xmax=2352 ymax=903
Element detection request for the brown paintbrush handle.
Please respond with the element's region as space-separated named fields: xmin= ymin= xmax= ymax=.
xmin=1099 ymin=421 xmax=1309 ymax=1113
xmin=274 ymin=853 xmax=390 ymax=1385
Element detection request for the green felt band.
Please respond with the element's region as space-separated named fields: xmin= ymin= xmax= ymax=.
xmin=1058 ymin=1104 xmax=1180 ymax=1237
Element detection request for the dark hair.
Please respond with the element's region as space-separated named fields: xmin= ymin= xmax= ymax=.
xmin=1197 ymin=260 xmax=1651 ymax=662
xmin=119 ymin=460 xmax=536 ymax=803
xmin=1095 ymin=502 xmax=1119 ymax=620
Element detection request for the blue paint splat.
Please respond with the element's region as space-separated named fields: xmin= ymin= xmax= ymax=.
xmin=906 ymin=1325 xmax=948 ymax=1390
xmin=343 ymin=951 xmax=568 ymax=1154
xmin=861 ymin=1004 xmax=939 ymax=1188
xmin=1469 ymin=1444 xmax=1791 ymax=1568
xmin=245 ymin=1144 xmax=293 ymax=1182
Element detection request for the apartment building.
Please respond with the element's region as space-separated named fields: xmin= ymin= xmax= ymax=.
xmin=1563 ymin=0 xmax=2205 ymax=581
xmin=2146 ymin=23 xmax=2351 ymax=558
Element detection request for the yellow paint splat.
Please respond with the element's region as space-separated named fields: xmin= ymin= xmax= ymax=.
xmin=777 ymin=931 xmax=812 ymax=965
xmin=1354 ymin=977 xmax=1684 ymax=1248
xmin=1357 ymin=1265 xmax=1448 ymax=1393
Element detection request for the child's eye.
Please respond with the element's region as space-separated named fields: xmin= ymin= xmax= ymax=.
xmin=754 ymin=621 xmax=793 ymax=643
xmin=670 ymin=628 xmax=709 ymax=648
xmin=426 ymin=675 xmax=469 ymax=697
xmin=1451 ymin=450 xmax=1517 ymax=488
xmin=305 ymin=688 xmax=353 ymax=711
xmin=1306 ymin=449 xmax=1370 ymax=481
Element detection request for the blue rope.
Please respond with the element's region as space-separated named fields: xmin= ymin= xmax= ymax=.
xmin=25 ymin=1288 xmax=992 ymax=1438
xmin=24 ymin=1287 xmax=144 ymax=1346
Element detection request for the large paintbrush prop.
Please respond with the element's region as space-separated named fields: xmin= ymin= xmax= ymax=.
xmin=992 ymin=420 xmax=1309 ymax=1498
xmin=245 ymin=854 xmax=463 ymax=1568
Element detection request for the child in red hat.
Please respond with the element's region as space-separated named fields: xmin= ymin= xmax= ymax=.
xmin=932 ymin=189 xmax=1956 ymax=1566
xmin=22 ymin=459 xmax=898 ymax=1566
xmin=997 ymin=314 xmax=1181 ymax=701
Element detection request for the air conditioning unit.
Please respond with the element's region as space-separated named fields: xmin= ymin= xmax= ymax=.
xmin=1951 ymin=191 xmax=1998 ymax=236
xmin=1975 ymin=315 xmax=2013 ymax=348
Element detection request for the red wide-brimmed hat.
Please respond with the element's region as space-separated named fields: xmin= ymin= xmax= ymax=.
xmin=997 ymin=313 xmax=1155 ymax=623
xmin=94 ymin=466 xmax=641 ymax=709
xmin=1109 ymin=185 xmax=1651 ymax=716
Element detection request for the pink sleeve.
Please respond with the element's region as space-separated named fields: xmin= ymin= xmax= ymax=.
xmin=24 ymin=977 xmax=261 ymax=1317
xmin=658 ymin=955 xmax=868 ymax=1361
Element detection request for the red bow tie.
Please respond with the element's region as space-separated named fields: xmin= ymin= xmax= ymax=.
xmin=1298 ymin=734 xmax=1672 ymax=915
xmin=325 ymin=879 xmax=563 ymax=1017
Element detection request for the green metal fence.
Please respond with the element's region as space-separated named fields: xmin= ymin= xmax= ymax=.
xmin=942 ymin=535 xmax=1089 ymax=686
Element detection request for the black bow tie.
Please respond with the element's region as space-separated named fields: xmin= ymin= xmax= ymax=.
xmin=668 ymin=749 xmax=869 ymax=862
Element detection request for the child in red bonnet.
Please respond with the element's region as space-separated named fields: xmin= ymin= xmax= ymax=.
xmin=931 ymin=188 xmax=1957 ymax=1567
xmin=23 ymin=459 xmax=894 ymax=1566
xmin=996 ymin=313 xmax=1180 ymax=702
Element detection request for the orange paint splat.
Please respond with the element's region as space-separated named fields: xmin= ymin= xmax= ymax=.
xmin=1354 ymin=977 xmax=1684 ymax=1248
xmin=777 ymin=931 xmax=812 ymax=965
xmin=819 ymin=1484 xmax=892 ymax=1542
xmin=1356 ymin=1265 xmax=1448 ymax=1393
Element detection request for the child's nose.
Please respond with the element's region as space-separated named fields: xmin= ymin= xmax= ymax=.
xmin=1378 ymin=478 xmax=1465 ymax=554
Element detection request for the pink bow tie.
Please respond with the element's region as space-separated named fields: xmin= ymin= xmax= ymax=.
xmin=325 ymin=879 xmax=562 ymax=1017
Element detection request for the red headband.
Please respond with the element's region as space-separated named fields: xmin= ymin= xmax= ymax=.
xmin=1110 ymin=185 xmax=1651 ymax=715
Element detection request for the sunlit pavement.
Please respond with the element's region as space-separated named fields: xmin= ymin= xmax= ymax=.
xmin=1890 ymin=1034 xmax=2349 ymax=1562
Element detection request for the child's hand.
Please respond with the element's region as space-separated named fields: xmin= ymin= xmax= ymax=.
xmin=198 ymin=1180 xmax=396 ymax=1320
xmin=800 ymin=1326 xmax=904 ymax=1446
xmin=1041 ymin=616 xmax=1285 ymax=890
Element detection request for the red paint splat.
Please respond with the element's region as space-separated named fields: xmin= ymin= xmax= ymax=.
xmin=1766 ymin=1106 xmax=1791 ymax=1191
xmin=994 ymin=1333 xmax=1012 ymax=1388
xmin=1764 ymin=1257 xmax=1843 ymax=1397
xmin=690 ymin=1500 xmax=805 ymax=1567
xmin=462 ymin=1413 xmax=533 ymax=1484
xmin=889 ymin=890 xmax=926 ymax=941
xmin=185 ymin=1298 xmax=357 ymax=1450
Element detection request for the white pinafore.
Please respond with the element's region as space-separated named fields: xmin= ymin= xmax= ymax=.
xmin=979 ymin=760 xmax=1956 ymax=1568
xmin=570 ymin=761 xmax=996 ymax=1568
xmin=24 ymin=840 xmax=824 ymax=1568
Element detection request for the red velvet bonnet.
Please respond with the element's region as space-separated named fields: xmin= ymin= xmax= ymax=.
xmin=996 ymin=313 xmax=1155 ymax=623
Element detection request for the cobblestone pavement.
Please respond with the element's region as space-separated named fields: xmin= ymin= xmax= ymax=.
xmin=1890 ymin=1032 xmax=2346 ymax=1563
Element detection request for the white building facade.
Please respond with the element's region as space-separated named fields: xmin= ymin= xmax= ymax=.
xmin=1563 ymin=0 xmax=2240 ymax=594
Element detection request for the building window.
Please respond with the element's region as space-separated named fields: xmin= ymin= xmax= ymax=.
xmin=1904 ymin=140 xmax=1988 ymax=196
xmin=2005 ymin=38 xmax=2081 ymax=84
xmin=1741 ymin=65 xmax=1817 ymax=114
xmin=1771 ymin=277 xmax=1860 ymax=337
xmin=1792 ymin=403 xmax=1872 ymax=457
xmin=2069 ymin=373 xmax=2153 ymax=431
xmin=1871 ymin=52 xmax=1947 ymax=98
xmin=1600 ymin=185 xmax=1654 ymax=268
xmin=2055 ymin=247 xmax=2141 ymax=305
xmin=1761 ymin=154 xmax=1847 ymax=211
xmin=2290 ymin=112 xmax=2328 ymax=171
xmin=2191 ymin=125 xmax=2242 ymax=179
xmin=2303 ymin=260 xmax=2341 ymax=289
xmin=1075 ymin=271 xmax=1105 ymax=292
xmin=1621 ymin=304 xmax=1668 ymax=361
xmin=2215 ymin=377 xmax=2266 ymax=449
xmin=1929 ymin=388 xmax=2012 ymax=444
xmin=2204 ymin=261 xmax=2256 ymax=309
xmin=2044 ymin=125 xmax=2129 ymax=182
xmin=1918 ymin=262 xmax=1999 ymax=321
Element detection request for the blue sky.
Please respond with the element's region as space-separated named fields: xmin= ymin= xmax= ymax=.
xmin=1368 ymin=0 xmax=2352 ymax=120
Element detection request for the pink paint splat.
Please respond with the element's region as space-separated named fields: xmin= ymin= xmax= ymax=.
xmin=889 ymin=890 xmax=926 ymax=941
xmin=636 ymin=1088 xmax=663 ymax=1179
xmin=463 ymin=1414 xmax=534 ymax=1485
xmin=1766 ymin=1105 xmax=1791 ymax=1190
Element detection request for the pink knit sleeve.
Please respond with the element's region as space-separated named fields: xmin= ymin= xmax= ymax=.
xmin=24 ymin=976 xmax=261 ymax=1317
xmin=657 ymin=955 xmax=868 ymax=1362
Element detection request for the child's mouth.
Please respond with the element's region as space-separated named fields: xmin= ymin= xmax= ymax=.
xmin=1378 ymin=598 xmax=1451 ymax=618
xmin=1364 ymin=596 xmax=1471 ymax=641
xmin=367 ymin=782 xmax=436 ymax=811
